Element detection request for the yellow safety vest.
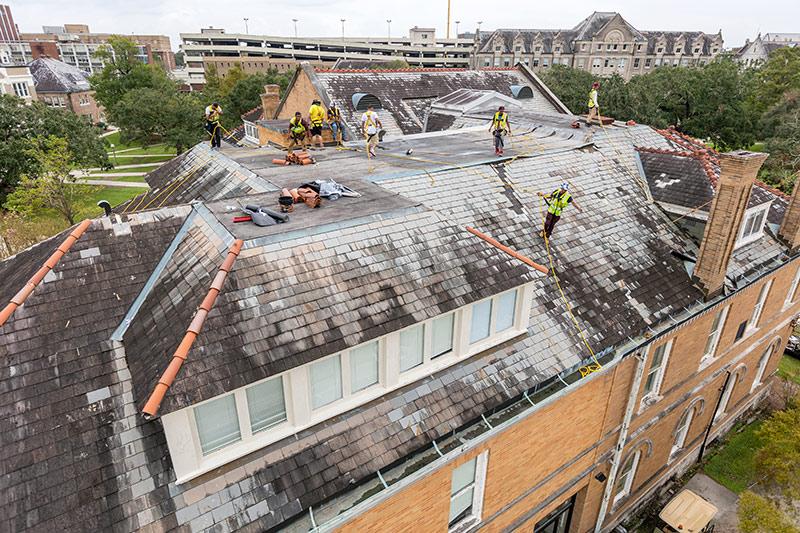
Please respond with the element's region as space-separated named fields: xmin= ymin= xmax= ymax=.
xmin=328 ymin=107 xmax=341 ymax=122
xmin=492 ymin=112 xmax=508 ymax=131
xmin=206 ymin=106 xmax=221 ymax=123
xmin=289 ymin=118 xmax=306 ymax=137
xmin=588 ymin=89 xmax=598 ymax=108
xmin=546 ymin=190 xmax=572 ymax=216
xmin=309 ymin=104 xmax=326 ymax=126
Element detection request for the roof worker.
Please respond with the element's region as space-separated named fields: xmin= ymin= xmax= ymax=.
xmin=490 ymin=105 xmax=511 ymax=156
xmin=308 ymin=99 xmax=327 ymax=150
xmin=587 ymin=81 xmax=600 ymax=126
xmin=361 ymin=104 xmax=382 ymax=158
xmin=537 ymin=182 xmax=582 ymax=239
xmin=327 ymin=103 xmax=347 ymax=145
xmin=205 ymin=102 xmax=223 ymax=149
xmin=287 ymin=112 xmax=310 ymax=155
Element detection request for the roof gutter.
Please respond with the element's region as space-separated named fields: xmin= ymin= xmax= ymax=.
xmin=141 ymin=239 xmax=244 ymax=419
xmin=0 ymin=219 xmax=92 ymax=327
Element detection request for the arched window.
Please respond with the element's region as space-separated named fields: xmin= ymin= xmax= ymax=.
xmin=751 ymin=338 xmax=780 ymax=392
xmin=613 ymin=451 xmax=640 ymax=506
xmin=715 ymin=364 xmax=746 ymax=423
xmin=352 ymin=93 xmax=382 ymax=111
xmin=671 ymin=408 xmax=694 ymax=459
xmin=509 ymin=85 xmax=533 ymax=99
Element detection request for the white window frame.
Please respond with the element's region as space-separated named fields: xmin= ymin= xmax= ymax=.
xmin=670 ymin=409 xmax=694 ymax=459
xmin=746 ymin=279 xmax=773 ymax=334
xmin=612 ymin=451 xmax=640 ymax=507
xmin=699 ymin=306 xmax=729 ymax=369
xmin=751 ymin=342 xmax=776 ymax=392
xmin=12 ymin=81 xmax=29 ymax=98
xmin=640 ymin=340 xmax=673 ymax=408
xmin=714 ymin=374 xmax=737 ymax=423
xmin=162 ymin=285 xmax=534 ymax=483
xmin=783 ymin=266 xmax=800 ymax=310
xmin=448 ymin=451 xmax=489 ymax=532
xmin=736 ymin=204 xmax=770 ymax=248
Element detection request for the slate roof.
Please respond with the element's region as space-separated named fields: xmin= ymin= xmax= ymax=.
xmin=28 ymin=57 xmax=91 ymax=93
xmin=0 ymin=111 xmax=796 ymax=533
xmin=282 ymin=63 xmax=567 ymax=138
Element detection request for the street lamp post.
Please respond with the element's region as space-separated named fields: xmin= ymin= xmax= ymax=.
xmin=386 ymin=19 xmax=391 ymax=43
xmin=455 ymin=21 xmax=460 ymax=42
xmin=243 ymin=17 xmax=249 ymax=34
xmin=292 ymin=19 xmax=298 ymax=38
xmin=341 ymin=19 xmax=346 ymax=56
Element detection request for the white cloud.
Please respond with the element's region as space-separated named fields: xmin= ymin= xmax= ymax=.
xmin=7 ymin=0 xmax=799 ymax=51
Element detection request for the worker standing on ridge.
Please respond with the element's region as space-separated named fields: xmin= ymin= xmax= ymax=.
xmin=537 ymin=182 xmax=582 ymax=239
xmin=327 ymin=103 xmax=347 ymax=145
xmin=490 ymin=105 xmax=511 ymax=156
xmin=309 ymin=99 xmax=326 ymax=150
xmin=587 ymin=81 xmax=600 ymax=126
xmin=287 ymin=112 xmax=309 ymax=155
xmin=361 ymin=104 xmax=382 ymax=158
xmin=205 ymin=102 xmax=223 ymax=149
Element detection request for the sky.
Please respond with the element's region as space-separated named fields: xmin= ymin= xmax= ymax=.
xmin=7 ymin=0 xmax=800 ymax=51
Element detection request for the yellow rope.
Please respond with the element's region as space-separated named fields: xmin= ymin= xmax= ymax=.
xmin=538 ymin=196 xmax=602 ymax=376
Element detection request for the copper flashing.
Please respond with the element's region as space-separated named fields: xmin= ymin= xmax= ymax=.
xmin=141 ymin=239 xmax=244 ymax=418
xmin=0 ymin=219 xmax=92 ymax=327
xmin=465 ymin=226 xmax=548 ymax=274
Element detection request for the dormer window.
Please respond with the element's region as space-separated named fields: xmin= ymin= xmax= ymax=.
xmin=737 ymin=204 xmax=770 ymax=247
xmin=535 ymin=46 xmax=541 ymax=52
xmin=515 ymin=45 xmax=522 ymax=52
xmin=657 ymin=47 xmax=664 ymax=53
xmin=555 ymin=46 xmax=561 ymax=52
xmin=494 ymin=45 xmax=502 ymax=51
xmin=161 ymin=285 xmax=534 ymax=483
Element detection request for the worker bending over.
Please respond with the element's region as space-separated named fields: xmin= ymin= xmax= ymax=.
xmin=309 ymin=99 xmax=326 ymax=150
xmin=205 ymin=102 xmax=223 ymax=149
xmin=328 ymin=103 xmax=347 ymax=145
xmin=361 ymin=104 xmax=382 ymax=158
xmin=490 ymin=106 xmax=511 ymax=156
xmin=538 ymin=182 xmax=582 ymax=239
xmin=287 ymin=112 xmax=310 ymax=154
xmin=587 ymin=81 xmax=600 ymax=126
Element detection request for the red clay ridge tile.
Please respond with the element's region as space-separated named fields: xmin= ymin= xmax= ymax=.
xmin=466 ymin=226 xmax=548 ymax=274
xmin=0 ymin=219 xmax=92 ymax=327
xmin=141 ymin=239 xmax=244 ymax=419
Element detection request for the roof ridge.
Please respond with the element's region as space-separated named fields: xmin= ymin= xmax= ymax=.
xmin=240 ymin=104 xmax=263 ymax=120
xmin=316 ymin=67 xmax=471 ymax=73
xmin=0 ymin=219 xmax=92 ymax=327
xmin=141 ymin=238 xmax=244 ymax=419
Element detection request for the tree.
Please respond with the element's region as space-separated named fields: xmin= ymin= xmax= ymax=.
xmin=0 ymin=95 xmax=108 ymax=203
xmin=3 ymin=136 xmax=98 ymax=225
xmin=738 ymin=491 xmax=799 ymax=533
xmin=112 ymin=88 xmax=205 ymax=152
xmin=370 ymin=59 xmax=411 ymax=69
xmin=222 ymin=70 xmax=291 ymax=127
xmin=538 ymin=64 xmax=595 ymax=115
xmin=760 ymin=91 xmax=800 ymax=191
xmin=754 ymin=47 xmax=800 ymax=110
xmin=754 ymin=402 xmax=800 ymax=499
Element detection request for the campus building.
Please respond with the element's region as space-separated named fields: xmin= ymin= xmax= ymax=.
xmin=736 ymin=33 xmax=800 ymax=67
xmin=0 ymin=62 xmax=35 ymax=102
xmin=180 ymin=26 xmax=472 ymax=86
xmin=0 ymin=15 xmax=175 ymax=73
xmin=29 ymin=57 xmax=104 ymax=123
xmin=472 ymin=12 xmax=723 ymax=80
xmin=1 ymin=69 xmax=798 ymax=533
xmin=0 ymin=4 xmax=19 ymax=42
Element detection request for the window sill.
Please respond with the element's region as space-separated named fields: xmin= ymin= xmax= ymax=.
xmin=449 ymin=516 xmax=480 ymax=533
xmin=638 ymin=394 xmax=662 ymax=414
xmin=698 ymin=356 xmax=717 ymax=372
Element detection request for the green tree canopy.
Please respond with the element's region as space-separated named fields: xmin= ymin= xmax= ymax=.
xmin=0 ymin=95 xmax=108 ymax=203
xmin=754 ymin=401 xmax=800 ymax=499
xmin=738 ymin=491 xmax=799 ymax=533
xmin=3 ymin=136 xmax=98 ymax=225
xmin=754 ymin=47 xmax=800 ymax=110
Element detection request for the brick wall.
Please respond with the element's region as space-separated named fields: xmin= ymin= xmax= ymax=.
xmin=334 ymin=257 xmax=800 ymax=533
xmin=276 ymin=69 xmax=323 ymax=121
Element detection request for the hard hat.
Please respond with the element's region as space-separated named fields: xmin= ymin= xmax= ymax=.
xmin=560 ymin=182 xmax=570 ymax=190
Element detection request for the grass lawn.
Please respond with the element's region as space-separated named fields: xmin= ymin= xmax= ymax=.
xmin=703 ymin=420 xmax=764 ymax=493
xmin=77 ymin=186 xmax=147 ymax=216
xmin=778 ymin=354 xmax=800 ymax=384
xmin=104 ymin=131 xmax=176 ymax=157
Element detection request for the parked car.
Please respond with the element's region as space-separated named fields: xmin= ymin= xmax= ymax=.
xmin=786 ymin=335 xmax=800 ymax=359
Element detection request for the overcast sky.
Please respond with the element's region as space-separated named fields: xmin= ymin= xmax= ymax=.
xmin=7 ymin=0 xmax=799 ymax=51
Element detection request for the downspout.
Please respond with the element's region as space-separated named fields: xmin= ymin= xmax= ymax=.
xmin=698 ymin=370 xmax=731 ymax=462
xmin=594 ymin=351 xmax=647 ymax=533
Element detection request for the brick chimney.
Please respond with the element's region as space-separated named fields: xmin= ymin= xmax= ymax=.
xmin=778 ymin=178 xmax=800 ymax=252
xmin=260 ymin=85 xmax=281 ymax=120
xmin=693 ymin=150 xmax=768 ymax=299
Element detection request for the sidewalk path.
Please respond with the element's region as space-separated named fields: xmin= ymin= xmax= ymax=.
xmin=74 ymin=179 xmax=150 ymax=188
xmin=84 ymin=162 xmax=165 ymax=171
xmin=685 ymin=473 xmax=739 ymax=532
